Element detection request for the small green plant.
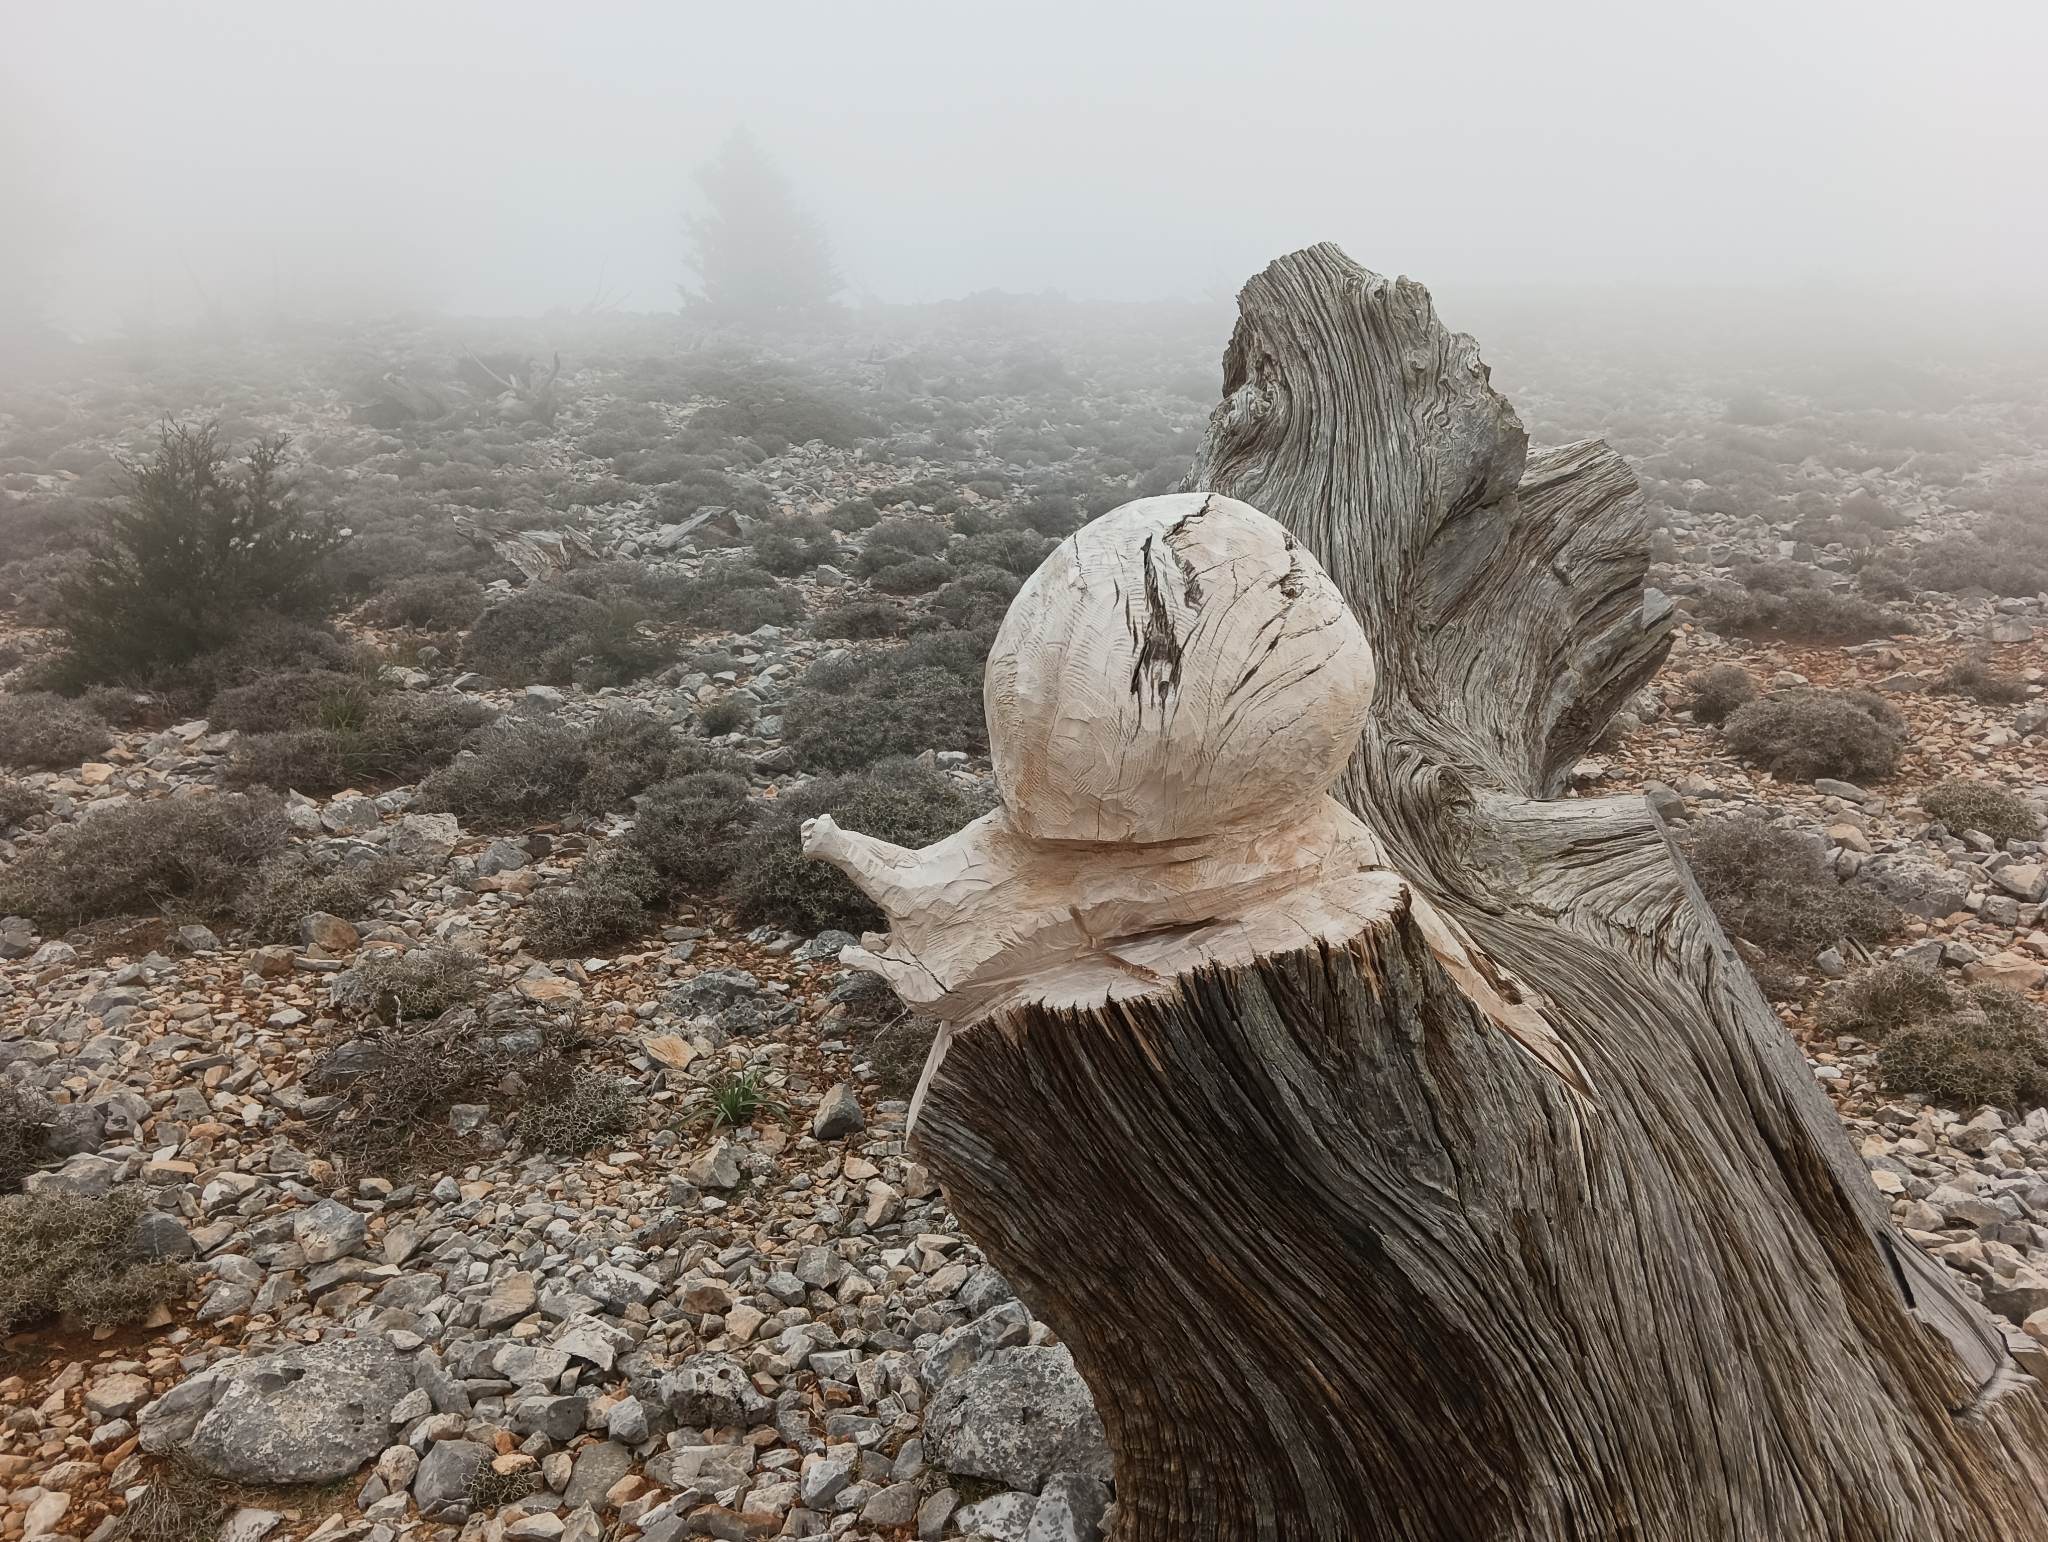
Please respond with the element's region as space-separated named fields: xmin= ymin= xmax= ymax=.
xmin=0 ymin=1187 xmax=191 ymax=1331
xmin=690 ymin=1068 xmax=789 ymax=1130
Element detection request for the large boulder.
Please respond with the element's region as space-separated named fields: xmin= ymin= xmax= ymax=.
xmin=142 ymin=1336 xmax=415 ymax=1484
xmin=925 ymin=1346 xmax=1111 ymax=1492
xmin=657 ymin=1352 xmax=772 ymax=1429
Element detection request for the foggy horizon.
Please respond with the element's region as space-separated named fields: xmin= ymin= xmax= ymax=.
xmin=7 ymin=0 xmax=2046 ymax=335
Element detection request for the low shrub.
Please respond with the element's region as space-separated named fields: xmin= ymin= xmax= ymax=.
xmin=0 ymin=1187 xmax=190 ymax=1331
xmin=0 ymin=793 xmax=290 ymax=927
xmin=784 ymin=636 xmax=989 ymax=773
xmin=305 ymin=1006 xmax=561 ymax=1169
xmin=750 ymin=519 xmax=839 ymax=578
xmin=234 ymin=852 xmax=403 ymax=942
xmin=330 ymin=946 xmax=490 ymax=1024
xmin=1724 ymin=689 xmax=1906 ymax=783
xmin=868 ymin=1013 xmax=941 ymax=1099
xmin=630 ymin=771 xmax=753 ymax=893
xmin=696 ymin=695 xmax=753 ymax=737
xmin=868 ymin=555 xmax=955 ymax=596
xmin=1818 ymin=961 xmax=2048 ymax=1110
xmin=227 ymin=693 xmax=490 ymax=794
xmin=1685 ymin=665 xmax=1757 ymax=726
xmin=682 ymin=567 xmax=805 ymax=633
xmin=926 ymin=566 xmax=1021 ymax=631
xmin=1938 ymin=657 xmax=2029 ymax=706
xmin=0 ymin=1083 xmax=56 ymax=1192
xmin=514 ymin=1069 xmax=637 ymax=1154
xmin=0 ymin=691 xmax=111 ymax=769
xmin=1684 ymin=814 xmax=1900 ymax=975
xmin=361 ymin=573 xmax=487 ymax=631
xmin=856 ymin=518 xmax=949 ymax=577
xmin=0 ymin=779 xmax=43 ymax=831
xmin=577 ymin=712 xmax=680 ymax=816
xmin=419 ymin=713 xmax=672 ymax=830
xmin=1920 ymin=779 xmax=2041 ymax=844
xmin=958 ymin=527 xmax=1056 ymax=577
xmin=726 ymin=759 xmax=988 ymax=932
xmin=465 ymin=586 xmax=670 ymax=687
xmin=811 ymin=600 xmax=904 ymax=640
xmin=210 ymin=669 xmax=371 ymax=734
xmin=1693 ymin=562 xmax=1903 ymax=643
xmin=524 ymin=847 xmax=663 ymax=957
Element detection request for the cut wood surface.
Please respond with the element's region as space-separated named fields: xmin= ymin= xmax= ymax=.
xmin=812 ymin=244 xmax=2048 ymax=1540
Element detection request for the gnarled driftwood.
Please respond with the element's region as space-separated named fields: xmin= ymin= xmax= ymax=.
xmin=810 ymin=244 xmax=2048 ymax=1540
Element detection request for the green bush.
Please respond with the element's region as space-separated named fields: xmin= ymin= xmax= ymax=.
xmin=1685 ymin=665 xmax=1756 ymax=727
xmin=727 ymin=760 xmax=987 ymax=932
xmin=1921 ymin=779 xmax=2041 ymax=844
xmin=1724 ymin=689 xmax=1906 ymax=783
xmin=53 ymin=421 xmax=341 ymax=685
xmin=577 ymin=712 xmax=680 ymax=815
xmin=0 ymin=691 xmax=111 ymax=769
xmin=0 ymin=793 xmax=290 ymax=927
xmin=1819 ymin=961 xmax=2048 ymax=1110
xmin=0 ymin=1187 xmax=190 ymax=1331
xmin=211 ymin=669 xmax=371 ymax=734
xmin=1684 ymin=814 xmax=1900 ymax=975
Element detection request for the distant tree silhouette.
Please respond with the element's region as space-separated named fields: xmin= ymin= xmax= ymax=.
xmin=681 ymin=129 xmax=841 ymax=322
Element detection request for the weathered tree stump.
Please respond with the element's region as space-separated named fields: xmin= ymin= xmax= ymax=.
xmin=810 ymin=246 xmax=2048 ymax=1540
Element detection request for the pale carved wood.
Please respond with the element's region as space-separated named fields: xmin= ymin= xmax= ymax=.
xmin=806 ymin=245 xmax=2048 ymax=1540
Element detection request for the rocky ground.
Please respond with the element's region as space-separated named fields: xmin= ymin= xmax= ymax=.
xmin=6 ymin=321 xmax=2048 ymax=1542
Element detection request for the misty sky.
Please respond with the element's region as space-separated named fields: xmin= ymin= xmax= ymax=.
xmin=6 ymin=0 xmax=2042 ymax=329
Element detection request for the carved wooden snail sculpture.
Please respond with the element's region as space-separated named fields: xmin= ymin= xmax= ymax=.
xmin=803 ymin=491 xmax=1591 ymax=1125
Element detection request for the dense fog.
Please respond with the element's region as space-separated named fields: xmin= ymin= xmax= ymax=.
xmin=8 ymin=0 xmax=2047 ymax=332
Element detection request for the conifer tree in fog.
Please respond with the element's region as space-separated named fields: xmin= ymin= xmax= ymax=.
xmin=681 ymin=129 xmax=841 ymax=321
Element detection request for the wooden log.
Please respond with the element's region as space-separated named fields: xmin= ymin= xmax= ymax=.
xmin=811 ymin=246 xmax=2048 ymax=1540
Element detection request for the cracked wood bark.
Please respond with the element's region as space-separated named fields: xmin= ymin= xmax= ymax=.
xmin=834 ymin=246 xmax=2048 ymax=1541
